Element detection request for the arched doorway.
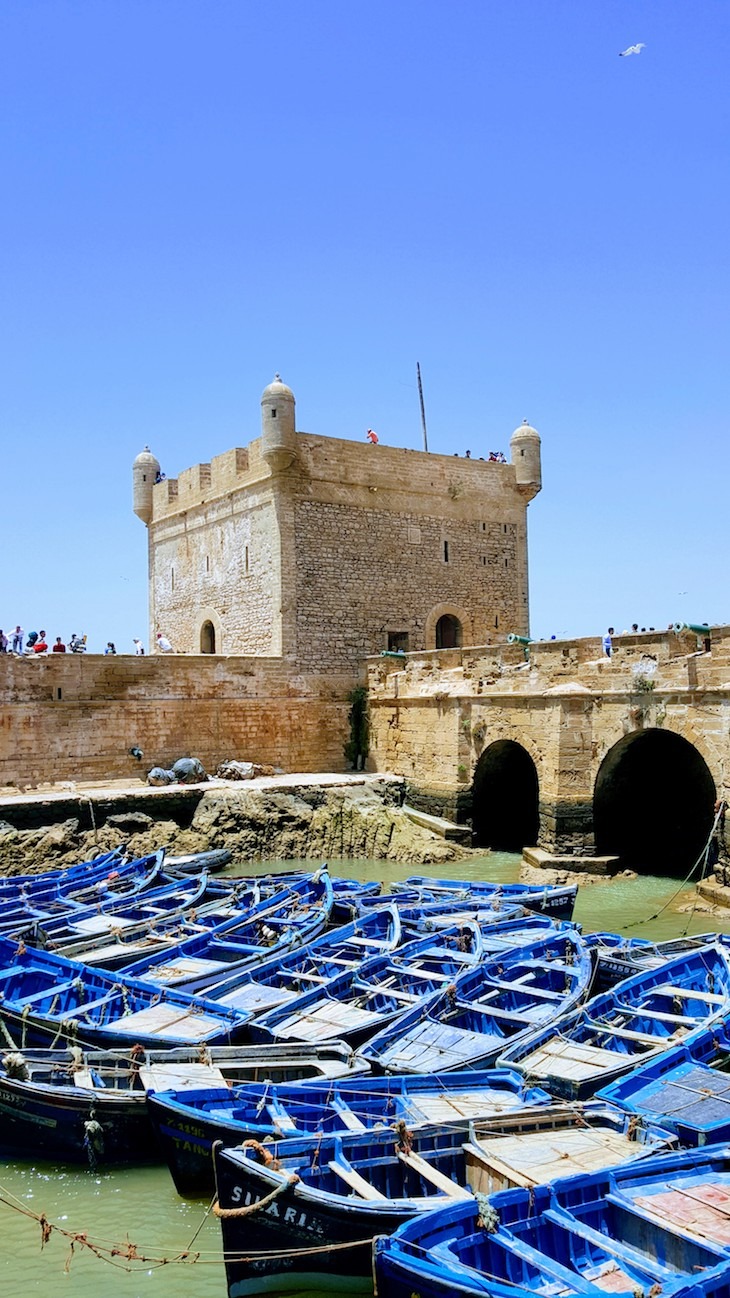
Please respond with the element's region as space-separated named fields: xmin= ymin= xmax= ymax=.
xmin=594 ymin=729 xmax=715 ymax=875
xmin=472 ymin=740 xmax=539 ymax=850
xmin=200 ymin=620 xmax=216 ymax=654
xmin=436 ymin=614 xmax=462 ymax=649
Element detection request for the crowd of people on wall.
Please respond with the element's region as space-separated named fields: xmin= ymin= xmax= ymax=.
xmin=0 ymin=629 xmax=177 ymax=655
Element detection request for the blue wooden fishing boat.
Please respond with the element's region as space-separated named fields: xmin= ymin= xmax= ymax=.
xmin=0 ymin=848 xmax=125 ymax=896
xmin=498 ymin=941 xmax=730 ymax=1099
xmin=358 ymin=928 xmax=592 ymax=1073
xmin=395 ymin=875 xmax=579 ymax=920
xmin=148 ymin=1067 xmax=552 ymax=1195
xmin=213 ymin=1103 xmax=674 ymax=1295
xmin=0 ymin=1039 xmax=365 ymax=1169
xmin=398 ymin=904 xmax=568 ymax=945
xmin=0 ymin=936 xmax=255 ymax=1051
xmin=586 ymin=932 xmax=719 ymax=992
xmin=248 ymin=923 xmax=485 ymax=1048
xmin=0 ymin=851 xmax=164 ymax=928
xmin=597 ymin=1019 xmax=730 ymax=1146
xmin=8 ymin=867 xmax=224 ymax=948
xmin=49 ymin=878 xmax=262 ymax=970
xmin=251 ymin=871 xmax=382 ymax=924
xmin=117 ymin=870 xmax=334 ymax=990
xmin=374 ymin=1142 xmax=730 ymax=1298
xmin=192 ymin=902 xmax=402 ymax=1010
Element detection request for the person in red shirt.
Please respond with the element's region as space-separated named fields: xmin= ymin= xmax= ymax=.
xmin=52 ymin=637 xmax=66 ymax=653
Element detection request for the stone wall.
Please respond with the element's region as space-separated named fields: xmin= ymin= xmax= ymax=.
xmin=367 ymin=626 xmax=730 ymax=852
xmin=150 ymin=481 xmax=281 ymax=657
xmin=0 ymin=654 xmax=353 ymax=789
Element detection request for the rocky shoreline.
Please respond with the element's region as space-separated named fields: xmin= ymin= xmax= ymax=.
xmin=0 ymin=775 xmax=473 ymax=875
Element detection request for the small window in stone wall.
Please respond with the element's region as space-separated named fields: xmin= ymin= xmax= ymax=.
xmin=205 ymin=555 xmax=210 ymax=574
xmin=244 ymin=545 xmax=250 ymax=574
xmin=443 ymin=540 xmax=450 ymax=563
xmin=171 ymin=567 xmax=175 ymax=591
xmin=388 ymin=631 xmax=409 ymax=652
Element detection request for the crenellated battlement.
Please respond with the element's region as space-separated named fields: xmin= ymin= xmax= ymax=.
xmin=133 ymin=375 xmax=542 ymax=666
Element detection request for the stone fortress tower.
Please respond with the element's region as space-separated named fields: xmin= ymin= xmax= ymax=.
xmin=133 ymin=377 xmax=541 ymax=669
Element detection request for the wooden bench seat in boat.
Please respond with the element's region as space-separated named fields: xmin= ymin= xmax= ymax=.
xmin=628 ymin=1007 xmax=701 ymax=1027
xmin=330 ymin=1104 xmax=367 ymax=1132
xmin=327 ymin=1159 xmax=387 ymax=1200
xmin=14 ymin=979 xmax=87 ymax=1009
xmin=346 ymin=937 xmax=393 ymax=950
xmin=396 ymin=1148 xmax=472 ymax=1199
xmin=652 ymin=985 xmax=726 ymax=1006
xmin=591 ymin=1023 xmax=683 ymax=1044
xmin=477 ymin=979 xmax=563 ymax=1002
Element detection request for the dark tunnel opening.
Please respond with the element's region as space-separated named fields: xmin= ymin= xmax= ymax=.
xmin=594 ymin=729 xmax=716 ymax=876
xmin=472 ymin=740 xmax=540 ymax=851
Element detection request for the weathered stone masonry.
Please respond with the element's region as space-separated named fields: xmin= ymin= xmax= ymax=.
xmin=366 ymin=625 xmax=730 ymax=854
xmin=134 ymin=377 xmax=542 ymax=670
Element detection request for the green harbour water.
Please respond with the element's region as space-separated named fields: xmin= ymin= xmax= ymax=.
xmin=2 ymin=852 xmax=729 ymax=1298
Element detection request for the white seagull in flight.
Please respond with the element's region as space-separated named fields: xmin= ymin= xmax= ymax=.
xmin=619 ymin=43 xmax=645 ymax=57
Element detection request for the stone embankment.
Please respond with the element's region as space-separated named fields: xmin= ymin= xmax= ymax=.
xmin=0 ymin=773 xmax=472 ymax=875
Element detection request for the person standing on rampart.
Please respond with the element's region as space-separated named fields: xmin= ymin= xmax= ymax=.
xmin=11 ymin=626 xmax=23 ymax=653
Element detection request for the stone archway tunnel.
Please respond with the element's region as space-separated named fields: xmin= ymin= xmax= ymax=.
xmin=471 ymin=739 xmax=540 ymax=851
xmin=594 ymin=729 xmax=716 ymax=876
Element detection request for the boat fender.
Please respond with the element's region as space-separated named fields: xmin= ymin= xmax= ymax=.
xmin=475 ymin=1194 xmax=500 ymax=1233
xmin=2 ymin=1052 xmax=29 ymax=1081
xmin=83 ymin=1118 xmax=104 ymax=1171
xmin=395 ymin=1119 xmax=414 ymax=1153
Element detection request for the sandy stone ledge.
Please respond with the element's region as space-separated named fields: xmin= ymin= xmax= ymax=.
xmin=0 ymin=774 xmax=474 ymax=875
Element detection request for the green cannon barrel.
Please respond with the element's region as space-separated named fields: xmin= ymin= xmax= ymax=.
xmin=673 ymin=622 xmax=711 ymax=636
xmin=507 ymin=633 xmax=533 ymax=646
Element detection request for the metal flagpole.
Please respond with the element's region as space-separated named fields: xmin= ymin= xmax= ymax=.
xmin=416 ymin=362 xmax=429 ymax=452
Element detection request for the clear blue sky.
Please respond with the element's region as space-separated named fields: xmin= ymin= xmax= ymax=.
xmin=2 ymin=0 xmax=728 ymax=650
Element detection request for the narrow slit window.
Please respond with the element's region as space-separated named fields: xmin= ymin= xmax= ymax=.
xmin=245 ymin=545 xmax=249 ymax=574
xmin=271 ymin=408 xmax=277 ymax=418
xmin=171 ymin=567 xmax=175 ymax=591
xmin=443 ymin=540 xmax=449 ymax=563
xmin=205 ymin=555 xmax=210 ymax=573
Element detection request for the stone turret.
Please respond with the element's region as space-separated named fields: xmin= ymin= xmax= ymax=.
xmin=261 ymin=374 xmax=297 ymax=472
xmin=510 ymin=420 xmax=542 ymax=500
xmin=133 ymin=446 xmax=161 ymax=525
